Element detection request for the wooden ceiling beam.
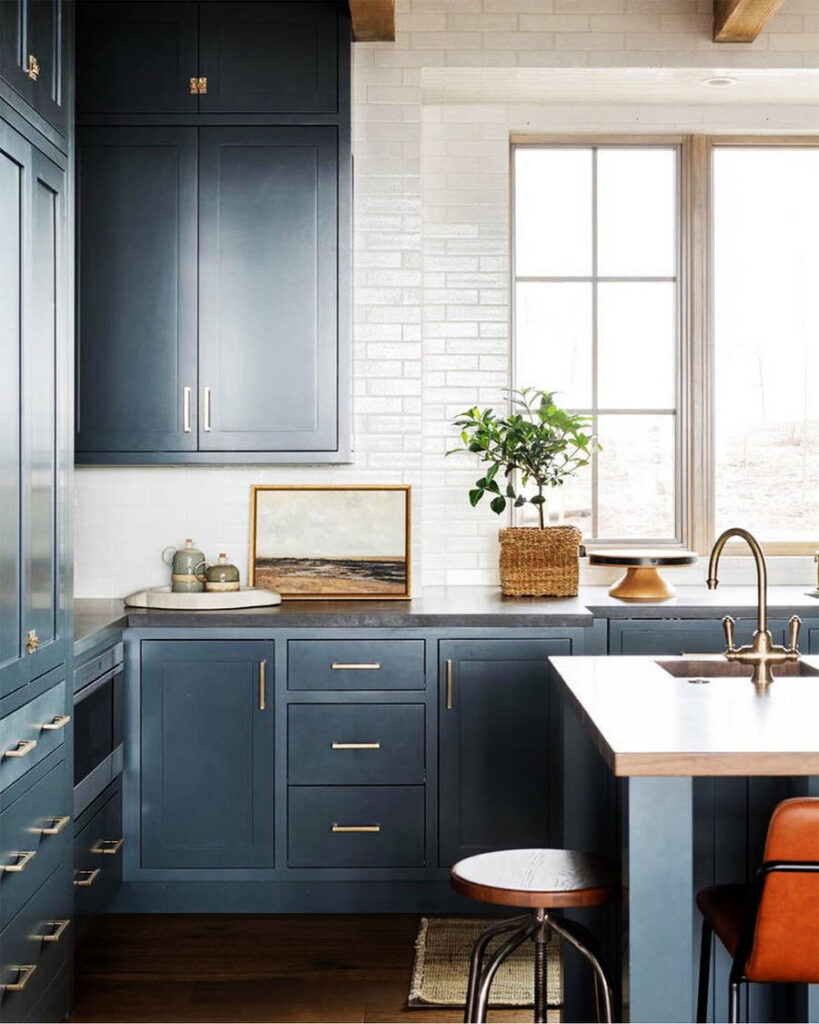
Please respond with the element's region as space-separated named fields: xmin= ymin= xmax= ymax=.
xmin=350 ymin=0 xmax=395 ymax=42
xmin=713 ymin=0 xmax=785 ymax=42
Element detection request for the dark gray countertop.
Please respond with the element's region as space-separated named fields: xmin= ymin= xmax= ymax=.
xmin=74 ymin=585 xmax=819 ymax=655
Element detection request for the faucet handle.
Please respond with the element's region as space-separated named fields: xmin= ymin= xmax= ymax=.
xmin=722 ymin=615 xmax=736 ymax=652
xmin=788 ymin=614 xmax=801 ymax=653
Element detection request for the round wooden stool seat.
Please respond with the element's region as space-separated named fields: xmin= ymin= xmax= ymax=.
xmin=451 ymin=848 xmax=619 ymax=910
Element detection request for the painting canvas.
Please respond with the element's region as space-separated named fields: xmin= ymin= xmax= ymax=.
xmin=251 ymin=485 xmax=411 ymax=599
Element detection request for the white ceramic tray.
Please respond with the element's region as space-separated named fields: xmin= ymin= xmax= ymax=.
xmin=124 ymin=586 xmax=281 ymax=610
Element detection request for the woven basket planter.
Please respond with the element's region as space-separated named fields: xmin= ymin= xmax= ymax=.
xmin=498 ymin=525 xmax=582 ymax=597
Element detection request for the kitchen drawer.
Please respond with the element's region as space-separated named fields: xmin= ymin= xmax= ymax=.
xmin=74 ymin=642 xmax=123 ymax=694
xmin=0 ymin=683 xmax=68 ymax=793
xmin=288 ymin=785 xmax=425 ymax=867
xmin=1 ymin=760 xmax=70 ymax=928
xmin=288 ymin=640 xmax=425 ymax=691
xmin=0 ymin=863 xmax=72 ymax=1023
xmin=288 ymin=704 xmax=425 ymax=785
xmin=74 ymin=783 xmax=123 ymax=935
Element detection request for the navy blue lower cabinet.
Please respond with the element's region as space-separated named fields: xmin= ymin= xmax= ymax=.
xmin=608 ymin=617 xmax=792 ymax=656
xmin=438 ymin=639 xmax=566 ymax=866
xmin=73 ymin=779 xmax=123 ymax=944
xmin=140 ymin=640 xmax=275 ymax=869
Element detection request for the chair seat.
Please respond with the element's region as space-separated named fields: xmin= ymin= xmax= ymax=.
xmin=696 ymin=884 xmax=751 ymax=957
xmin=450 ymin=848 xmax=619 ymax=909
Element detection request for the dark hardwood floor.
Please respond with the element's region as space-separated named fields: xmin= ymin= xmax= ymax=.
xmin=71 ymin=915 xmax=531 ymax=1023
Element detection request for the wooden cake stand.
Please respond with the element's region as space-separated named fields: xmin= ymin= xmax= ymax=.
xmin=587 ymin=549 xmax=698 ymax=601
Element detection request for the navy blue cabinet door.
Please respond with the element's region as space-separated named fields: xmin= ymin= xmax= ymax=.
xmin=198 ymin=127 xmax=339 ymax=453
xmin=438 ymin=639 xmax=568 ymax=866
xmin=76 ymin=127 xmax=198 ymax=455
xmin=198 ymin=3 xmax=338 ymax=114
xmin=77 ymin=1 xmax=198 ymax=115
xmin=0 ymin=0 xmax=67 ymax=136
xmin=141 ymin=640 xmax=276 ymax=869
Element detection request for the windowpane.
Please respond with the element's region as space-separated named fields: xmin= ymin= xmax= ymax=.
xmin=514 ymin=148 xmax=592 ymax=277
xmin=515 ymin=282 xmax=592 ymax=408
xmin=597 ymin=149 xmax=676 ymax=277
xmin=517 ymin=470 xmax=592 ymax=534
xmin=713 ymin=148 xmax=819 ymax=542
xmin=597 ymin=283 xmax=676 ymax=410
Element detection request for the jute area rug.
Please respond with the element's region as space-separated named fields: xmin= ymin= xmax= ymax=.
xmin=408 ymin=917 xmax=562 ymax=1020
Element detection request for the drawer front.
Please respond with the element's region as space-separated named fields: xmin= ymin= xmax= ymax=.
xmin=0 ymin=683 xmax=68 ymax=793
xmin=288 ymin=704 xmax=425 ymax=785
xmin=0 ymin=863 xmax=72 ymax=1022
xmin=288 ymin=785 xmax=425 ymax=867
xmin=74 ymin=786 xmax=123 ymax=928
xmin=611 ymin=618 xmax=791 ymax=656
xmin=288 ymin=640 xmax=425 ymax=691
xmin=74 ymin=643 xmax=123 ymax=694
xmin=0 ymin=760 xmax=70 ymax=929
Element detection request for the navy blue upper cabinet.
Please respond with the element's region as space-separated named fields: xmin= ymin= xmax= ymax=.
xmin=0 ymin=0 xmax=68 ymax=138
xmin=76 ymin=127 xmax=199 ymax=455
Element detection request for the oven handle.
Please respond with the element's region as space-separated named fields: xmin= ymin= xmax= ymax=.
xmin=74 ymin=665 xmax=122 ymax=704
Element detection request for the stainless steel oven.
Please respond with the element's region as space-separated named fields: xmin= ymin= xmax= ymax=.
xmin=73 ymin=646 xmax=124 ymax=817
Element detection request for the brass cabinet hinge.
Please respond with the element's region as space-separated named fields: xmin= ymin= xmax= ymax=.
xmin=189 ymin=76 xmax=207 ymax=94
xmin=26 ymin=55 xmax=40 ymax=80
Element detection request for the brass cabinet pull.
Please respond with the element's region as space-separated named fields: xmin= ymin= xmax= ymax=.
xmin=3 ymin=851 xmax=36 ymax=873
xmin=446 ymin=658 xmax=453 ymax=710
xmin=189 ymin=76 xmax=208 ymax=94
xmin=330 ymin=662 xmax=380 ymax=671
xmin=4 ymin=738 xmax=37 ymax=758
xmin=183 ymin=386 xmax=192 ymax=432
xmin=91 ymin=838 xmax=124 ymax=855
xmin=26 ymin=629 xmax=40 ymax=654
xmin=189 ymin=76 xmax=198 ymax=94
xmin=331 ymin=824 xmax=381 ymax=833
xmin=2 ymin=964 xmax=36 ymax=992
xmin=26 ymin=54 xmax=40 ymax=80
xmin=35 ymin=815 xmax=70 ymax=836
xmin=331 ymin=742 xmax=381 ymax=750
xmin=203 ymin=386 xmax=212 ymax=431
xmin=259 ymin=659 xmax=266 ymax=711
xmin=41 ymin=714 xmax=70 ymax=732
xmin=34 ymin=919 xmax=70 ymax=943
xmin=73 ymin=867 xmax=101 ymax=887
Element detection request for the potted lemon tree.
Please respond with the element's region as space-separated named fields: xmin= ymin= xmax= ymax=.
xmin=448 ymin=387 xmax=599 ymax=597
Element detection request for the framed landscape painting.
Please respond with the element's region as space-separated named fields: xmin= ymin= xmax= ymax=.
xmin=250 ymin=485 xmax=411 ymax=600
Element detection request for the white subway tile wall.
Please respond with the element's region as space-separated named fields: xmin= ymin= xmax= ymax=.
xmin=74 ymin=0 xmax=819 ymax=598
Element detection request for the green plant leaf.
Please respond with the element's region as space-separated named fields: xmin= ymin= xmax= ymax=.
xmin=468 ymin=488 xmax=483 ymax=507
xmin=490 ymin=495 xmax=507 ymax=515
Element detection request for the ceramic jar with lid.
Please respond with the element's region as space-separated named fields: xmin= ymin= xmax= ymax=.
xmin=162 ymin=539 xmax=206 ymax=593
xmin=196 ymin=553 xmax=241 ymax=593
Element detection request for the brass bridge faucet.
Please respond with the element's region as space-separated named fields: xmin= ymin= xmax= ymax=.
xmin=707 ymin=527 xmax=801 ymax=688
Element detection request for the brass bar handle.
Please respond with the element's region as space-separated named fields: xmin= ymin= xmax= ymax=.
xmin=331 ymin=742 xmax=381 ymax=750
xmin=259 ymin=659 xmax=266 ymax=711
xmin=73 ymin=868 xmax=101 ymax=887
xmin=183 ymin=386 xmax=192 ymax=432
xmin=331 ymin=824 xmax=381 ymax=833
xmin=4 ymin=738 xmax=37 ymax=758
xmin=446 ymin=658 xmax=453 ymax=711
xmin=2 ymin=964 xmax=36 ymax=992
xmin=41 ymin=714 xmax=70 ymax=732
xmin=91 ymin=838 xmax=124 ymax=855
xmin=35 ymin=919 xmax=70 ymax=943
xmin=36 ymin=815 xmax=71 ymax=836
xmin=3 ymin=851 xmax=36 ymax=873
xmin=203 ymin=386 xmax=212 ymax=431
xmin=330 ymin=662 xmax=380 ymax=671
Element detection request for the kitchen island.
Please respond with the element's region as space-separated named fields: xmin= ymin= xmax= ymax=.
xmin=550 ymin=654 xmax=819 ymax=1024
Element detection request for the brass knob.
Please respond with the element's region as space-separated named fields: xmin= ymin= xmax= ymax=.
xmin=26 ymin=630 xmax=40 ymax=654
xmin=26 ymin=55 xmax=40 ymax=80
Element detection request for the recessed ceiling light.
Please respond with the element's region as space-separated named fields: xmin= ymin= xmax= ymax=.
xmin=702 ymin=76 xmax=738 ymax=87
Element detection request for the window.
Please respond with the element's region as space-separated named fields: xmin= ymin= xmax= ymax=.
xmin=512 ymin=137 xmax=819 ymax=553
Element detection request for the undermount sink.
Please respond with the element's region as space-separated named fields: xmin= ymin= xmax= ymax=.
xmin=656 ymin=657 xmax=819 ymax=680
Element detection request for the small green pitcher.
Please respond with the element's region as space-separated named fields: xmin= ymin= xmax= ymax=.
xmin=195 ymin=553 xmax=241 ymax=593
xmin=162 ymin=539 xmax=206 ymax=593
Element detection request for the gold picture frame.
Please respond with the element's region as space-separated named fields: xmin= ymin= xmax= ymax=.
xmin=249 ymin=484 xmax=411 ymax=600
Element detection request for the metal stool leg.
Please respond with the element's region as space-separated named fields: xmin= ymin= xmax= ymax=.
xmin=545 ymin=915 xmax=615 ymax=1024
xmin=532 ymin=909 xmax=550 ymax=1024
xmin=696 ymin=920 xmax=712 ymax=1023
xmin=463 ymin=916 xmax=531 ymax=1024
xmin=474 ymin=917 xmax=541 ymax=1024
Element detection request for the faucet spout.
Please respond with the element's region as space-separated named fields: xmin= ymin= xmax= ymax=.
xmin=707 ymin=527 xmax=768 ymax=633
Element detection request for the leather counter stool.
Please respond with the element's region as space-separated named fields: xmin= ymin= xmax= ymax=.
xmin=450 ymin=848 xmax=618 ymax=1024
xmin=696 ymin=797 xmax=819 ymax=1023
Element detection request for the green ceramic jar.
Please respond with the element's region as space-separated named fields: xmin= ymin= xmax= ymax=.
xmin=196 ymin=553 xmax=241 ymax=593
xmin=162 ymin=539 xmax=206 ymax=593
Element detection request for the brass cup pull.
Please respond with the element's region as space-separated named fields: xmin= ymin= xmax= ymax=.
xmin=2 ymin=964 xmax=36 ymax=992
xmin=73 ymin=867 xmax=101 ymax=887
xmin=331 ymin=742 xmax=381 ymax=750
xmin=91 ymin=838 xmax=124 ymax=855
xmin=3 ymin=851 xmax=36 ymax=873
xmin=331 ymin=824 xmax=381 ymax=833
xmin=41 ymin=714 xmax=70 ymax=732
xmin=330 ymin=663 xmax=380 ymax=671
xmin=4 ymin=738 xmax=37 ymax=758
xmin=35 ymin=815 xmax=70 ymax=836
xmin=34 ymin=919 xmax=70 ymax=944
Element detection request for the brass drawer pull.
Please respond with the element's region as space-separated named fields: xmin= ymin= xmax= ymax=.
xmin=446 ymin=658 xmax=453 ymax=710
xmin=331 ymin=662 xmax=380 ymax=671
xmin=73 ymin=867 xmax=101 ymax=887
xmin=91 ymin=838 xmax=124 ymax=855
xmin=3 ymin=851 xmax=36 ymax=873
xmin=41 ymin=714 xmax=70 ymax=732
xmin=331 ymin=824 xmax=381 ymax=833
xmin=4 ymin=738 xmax=37 ymax=758
xmin=331 ymin=742 xmax=381 ymax=750
xmin=2 ymin=964 xmax=36 ymax=992
xmin=35 ymin=815 xmax=70 ymax=836
xmin=34 ymin=919 xmax=70 ymax=943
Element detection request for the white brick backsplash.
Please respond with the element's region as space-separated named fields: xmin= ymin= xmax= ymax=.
xmin=74 ymin=0 xmax=819 ymax=596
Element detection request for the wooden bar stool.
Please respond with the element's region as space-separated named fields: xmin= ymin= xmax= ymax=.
xmin=450 ymin=848 xmax=619 ymax=1024
xmin=696 ymin=797 xmax=819 ymax=1024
